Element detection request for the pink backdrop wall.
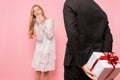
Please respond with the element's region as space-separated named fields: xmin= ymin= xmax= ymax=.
xmin=0 ymin=0 xmax=119 ymax=80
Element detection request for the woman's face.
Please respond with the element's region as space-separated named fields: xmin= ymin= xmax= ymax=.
xmin=33 ymin=6 xmax=42 ymax=17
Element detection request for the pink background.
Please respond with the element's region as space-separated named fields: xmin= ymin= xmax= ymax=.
xmin=0 ymin=0 xmax=120 ymax=80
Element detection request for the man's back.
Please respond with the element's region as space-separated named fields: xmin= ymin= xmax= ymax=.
xmin=63 ymin=0 xmax=113 ymax=67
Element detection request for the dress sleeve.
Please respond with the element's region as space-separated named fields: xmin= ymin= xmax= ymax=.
xmin=44 ymin=19 xmax=54 ymax=39
xmin=34 ymin=24 xmax=44 ymax=41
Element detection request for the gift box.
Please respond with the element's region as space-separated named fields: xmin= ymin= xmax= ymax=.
xmin=87 ymin=52 xmax=120 ymax=80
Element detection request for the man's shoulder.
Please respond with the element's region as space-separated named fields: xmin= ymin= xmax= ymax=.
xmin=65 ymin=0 xmax=79 ymax=4
xmin=64 ymin=0 xmax=87 ymax=7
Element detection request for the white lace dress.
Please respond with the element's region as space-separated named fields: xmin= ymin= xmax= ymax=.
xmin=32 ymin=18 xmax=56 ymax=72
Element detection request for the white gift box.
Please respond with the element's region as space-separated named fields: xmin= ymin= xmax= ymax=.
xmin=87 ymin=52 xmax=120 ymax=80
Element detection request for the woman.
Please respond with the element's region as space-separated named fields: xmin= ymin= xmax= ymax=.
xmin=28 ymin=4 xmax=56 ymax=80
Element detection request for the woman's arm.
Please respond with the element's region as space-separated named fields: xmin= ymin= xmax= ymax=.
xmin=44 ymin=19 xmax=54 ymax=39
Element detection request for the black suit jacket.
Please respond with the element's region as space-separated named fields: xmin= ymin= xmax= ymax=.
xmin=63 ymin=0 xmax=113 ymax=66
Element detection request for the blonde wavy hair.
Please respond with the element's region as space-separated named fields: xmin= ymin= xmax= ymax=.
xmin=28 ymin=4 xmax=46 ymax=39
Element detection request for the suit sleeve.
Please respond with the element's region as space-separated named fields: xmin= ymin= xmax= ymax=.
xmin=63 ymin=2 xmax=86 ymax=66
xmin=103 ymin=21 xmax=113 ymax=52
xmin=63 ymin=2 xmax=79 ymax=49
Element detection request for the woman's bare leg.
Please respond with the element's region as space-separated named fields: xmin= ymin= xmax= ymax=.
xmin=44 ymin=71 xmax=49 ymax=80
xmin=35 ymin=71 xmax=41 ymax=80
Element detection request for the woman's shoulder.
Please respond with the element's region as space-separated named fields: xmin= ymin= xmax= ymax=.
xmin=45 ymin=18 xmax=54 ymax=23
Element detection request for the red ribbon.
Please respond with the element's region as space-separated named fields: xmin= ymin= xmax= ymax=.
xmin=90 ymin=52 xmax=119 ymax=79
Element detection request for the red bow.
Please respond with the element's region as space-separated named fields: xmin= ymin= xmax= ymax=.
xmin=100 ymin=52 xmax=119 ymax=65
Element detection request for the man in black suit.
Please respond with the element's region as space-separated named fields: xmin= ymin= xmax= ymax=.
xmin=63 ymin=0 xmax=113 ymax=80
